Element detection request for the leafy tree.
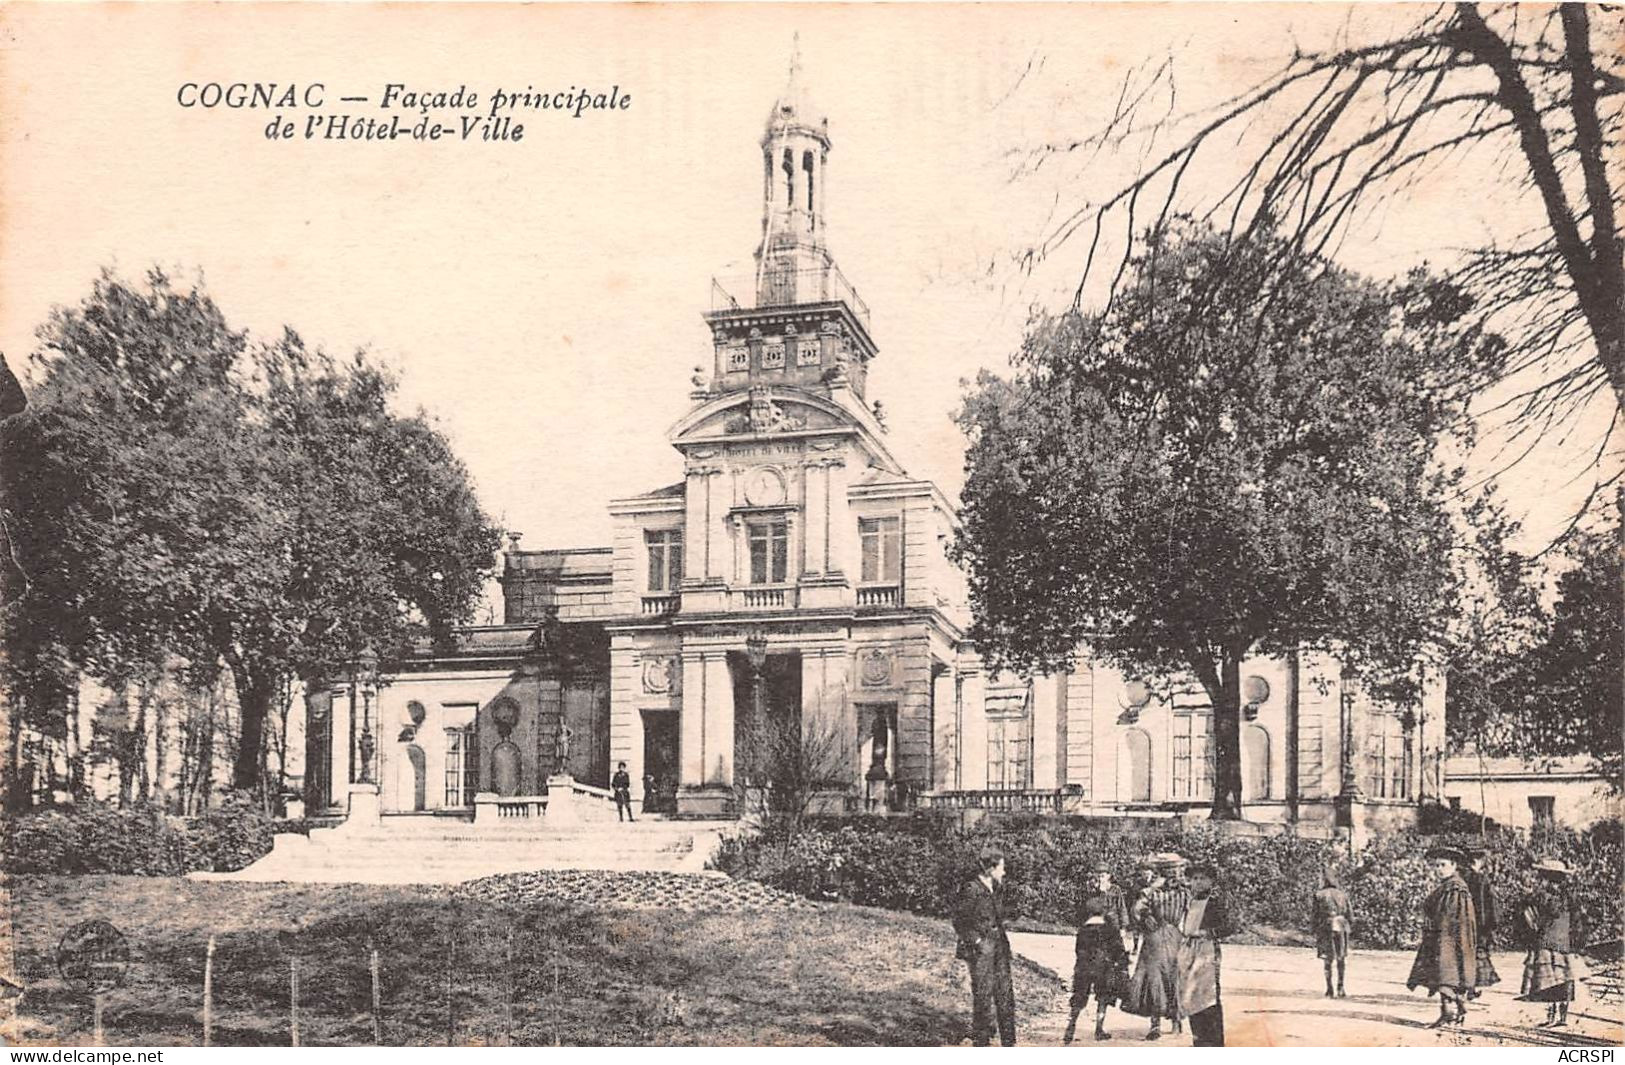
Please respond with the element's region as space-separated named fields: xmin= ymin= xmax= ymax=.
xmin=1015 ymin=4 xmax=1623 ymax=513
xmin=0 ymin=269 xmax=503 ymax=796
xmin=954 ymin=221 xmax=1501 ymax=819
xmin=1450 ymin=509 xmax=1623 ymax=788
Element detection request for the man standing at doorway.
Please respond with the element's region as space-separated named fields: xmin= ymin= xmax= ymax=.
xmin=953 ymin=847 xmax=1016 ymax=1046
xmin=611 ymin=761 xmax=635 ymax=823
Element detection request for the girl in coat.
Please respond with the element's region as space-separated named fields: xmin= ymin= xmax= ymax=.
xmin=1517 ymin=858 xmax=1587 ymax=1028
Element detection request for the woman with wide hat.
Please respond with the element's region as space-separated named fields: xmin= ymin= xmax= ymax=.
xmin=1121 ymin=852 xmax=1191 ymax=1040
xmin=1406 ymin=845 xmax=1479 ymax=1027
xmin=1516 ymin=858 xmax=1587 ymax=1028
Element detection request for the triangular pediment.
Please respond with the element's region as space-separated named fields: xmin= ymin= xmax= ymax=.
xmin=671 ymin=388 xmax=855 ymax=442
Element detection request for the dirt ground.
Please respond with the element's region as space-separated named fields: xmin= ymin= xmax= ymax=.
xmin=5 ymin=874 xmax=1066 ymax=1046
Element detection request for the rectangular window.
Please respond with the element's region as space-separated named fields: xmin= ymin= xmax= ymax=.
xmin=748 ymin=519 xmax=788 ymax=584
xmin=1172 ymin=713 xmax=1213 ymax=800
xmin=1365 ymin=714 xmax=1413 ymax=799
xmin=985 ymin=682 xmax=1032 ymax=791
xmin=445 ymin=728 xmax=475 ymax=806
xmin=859 ymin=517 xmax=901 ymax=583
xmin=645 ymin=529 xmax=683 ymax=592
xmin=986 ymin=717 xmax=1030 ymax=790
xmin=1529 ymin=795 xmax=1555 ymax=829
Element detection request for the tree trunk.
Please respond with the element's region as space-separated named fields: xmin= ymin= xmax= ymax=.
xmin=232 ymin=666 xmax=277 ymax=793
xmin=69 ymin=688 xmax=87 ymax=801
xmin=1189 ymin=646 xmax=1246 ymax=821
xmin=1210 ymin=654 xmax=1245 ymax=820
xmin=197 ymin=684 xmax=217 ymax=811
xmin=152 ymin=684 xmax=170 ymax=811
xmin=133 ymin=679 xmax=151 ymax=803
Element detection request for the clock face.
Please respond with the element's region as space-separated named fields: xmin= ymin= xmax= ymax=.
xmin=743 ymin=467 xmax=785 ymax=507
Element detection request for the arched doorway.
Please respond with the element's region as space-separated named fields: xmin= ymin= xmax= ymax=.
xmin=1120 ymin=728 xmax=1152 ymax=802
xmin=1243 ymin=724 xmax=1271 ymax=801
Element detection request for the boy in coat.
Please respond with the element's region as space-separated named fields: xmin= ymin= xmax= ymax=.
xmin=1311 ymin=866 xmax=1353 ymax=998
xmin=953 ymin=847 xmax=1016 ymax=1046
xmin=1064 ymin=864 xmax=1131 ymax=1042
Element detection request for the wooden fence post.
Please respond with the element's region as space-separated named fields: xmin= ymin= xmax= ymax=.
xmin=290 ymin=955 xmax=300 ymax=1047
xmin=370 ymin=943 xmax=382 ymax=1046
xmin=203 ymin=935 xmax=215 ymax=1048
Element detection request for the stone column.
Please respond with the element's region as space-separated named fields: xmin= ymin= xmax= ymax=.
xmin=826 ymin=457 xmax=853 ymax=579
xmin=930 ymin=663 xmax=956 ymax=791
xmin=683 ymin=466 xmax=708 ymax=580
xmin=679 ymin=651 xmax=708 ymax=789
xmin=331 ymin=688 xmax=352 ymax=796
xmin=702 ymin=652 xmax=735 ymax=788
xmin=959 ymin=666 xmax=988 ymax=791
xmin=801 ymin=460 xmax=826 ymax=577
xmin=1031 ymin=675 xmax=1060 ymax=790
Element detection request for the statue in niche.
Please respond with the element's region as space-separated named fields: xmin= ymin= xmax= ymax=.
xmin=555 ymin=721 xmax=573 ymax=770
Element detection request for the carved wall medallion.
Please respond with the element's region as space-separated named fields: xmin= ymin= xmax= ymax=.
xmin=761 ymin=340 xmax=786 ymax=369
xmin=860 ymin=648 xmax=894 ymax=687
xmin=724 ymin=341 xmax=749 ymax=372
xmin=642 ymin=656 xmax=676 ymax=695
xmin=796 ymin=338 xmax=822 ymax=366
xmin=743 ymin=466 xmax=787 ymax=507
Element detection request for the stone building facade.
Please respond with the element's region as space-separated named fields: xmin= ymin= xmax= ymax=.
xmin=309 ymin=54 xmax=1446 ymax=836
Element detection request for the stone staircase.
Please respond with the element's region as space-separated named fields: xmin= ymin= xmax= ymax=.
xmin=193 ymin=815 xmax=737 ymax=885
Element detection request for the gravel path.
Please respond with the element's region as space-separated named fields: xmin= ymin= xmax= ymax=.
xmin=455 ymin=869 xmax=812 ymax=912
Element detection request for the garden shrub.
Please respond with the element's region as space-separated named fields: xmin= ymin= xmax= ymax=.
xmin=3 ymin=794 xmax=277 ymax=875
xmin=713 ymin=814 xmax=1624 ymax=951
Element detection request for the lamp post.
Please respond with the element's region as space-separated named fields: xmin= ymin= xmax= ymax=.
xmin=744 ymin=629 xmax=768 ymax=787
xmin=356 ymin=645 xmax=380 ymax=786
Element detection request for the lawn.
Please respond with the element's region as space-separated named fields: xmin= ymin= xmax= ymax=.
xmin=6 ymin=875 xmax=1066 ymax=1046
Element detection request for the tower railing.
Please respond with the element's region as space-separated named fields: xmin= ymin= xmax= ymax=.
xmin=709 ymin=261 xmax=871 ymax=334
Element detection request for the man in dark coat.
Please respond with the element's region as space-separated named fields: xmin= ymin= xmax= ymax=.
xmin=1064 ymin=863 xmax=1131 ymax=1043
xmin=1406 ymin=846 xmax=1479 ymax=1027
xmin=611 ymin=761 xmax=635 ymax=822
xmin=1179 ymin=863 xmax=1235 ymax=1047
xmin=953 ymin=847 xmax=1016 ymax=1046
xmin=1461 ymin=844 xmax=1500 ymax=995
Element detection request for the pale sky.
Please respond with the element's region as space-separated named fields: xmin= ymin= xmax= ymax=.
xmin=2 ymin=3 xmax=1612 ymax=615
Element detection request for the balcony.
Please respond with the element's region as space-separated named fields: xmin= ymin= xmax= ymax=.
xmin=740 ymin=586 xmax=790 ymax=609
xmin=856 ymin=584 xmax=899 ymax=608
xmin=641 ymin=594 xmax=680 ymax=616
xmin=710 ymin=262 xmax=871 ymax=335
xmin=921 ymin=789 xmax=1067 ymax=815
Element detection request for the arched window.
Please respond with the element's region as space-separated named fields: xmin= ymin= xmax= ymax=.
xmin=1121 ymin=728 xmax=1152 ymax=802
xmin=1243 ymin=724 xmax=1271 ymax=801
xmin=783 ymin=148 xmax=795 ymax=207
xmin=802 ymin=150 xmax=816 ymax=224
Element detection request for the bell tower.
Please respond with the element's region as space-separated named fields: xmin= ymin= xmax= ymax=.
xmin=756 ymin=35 xmax=831 ymax=303
xmin=700 ymin=36 xmax=878 ymax=402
